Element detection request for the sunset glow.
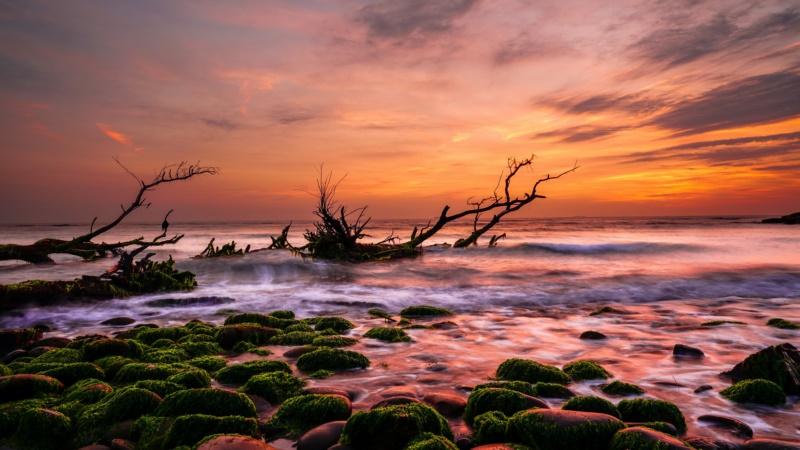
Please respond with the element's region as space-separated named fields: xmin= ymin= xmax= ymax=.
xmin=1 ymin=0 xmax=798 ymax=223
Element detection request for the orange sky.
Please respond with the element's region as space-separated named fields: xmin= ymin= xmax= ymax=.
xmin=1 ymin=0 xmax=799 ymax=224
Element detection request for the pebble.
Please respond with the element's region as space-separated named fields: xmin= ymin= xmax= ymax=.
xmin=422 ymin=392 xmax=467 ymax=417
xmin=580 ymin=330 xmax=607 ymax=340
xmin=101 ymin=317 xmax=136 ymax=326
xmin=694 ymin=385 xmax=713 ymax=393
xmin=698 ymin=415 xmax=754 ymax=438
xmin=674 ymin=344 xmax=705 ymax=357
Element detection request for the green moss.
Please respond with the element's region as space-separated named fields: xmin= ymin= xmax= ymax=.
xmin=296 ymin=348 xmax=370 ymax=372
xmin=178 ymin=341 xmax=224 ymax=358
xmin=215 ymin=360 xmax=291 ymax=385
xmin=608 ymin=428 xmax=674 ymax=450
xmin=240 ymin=371 xmax=306 ymax=404
xmin=309 ymin=369 xmax=334 ymax=379
xmin=400 ymin=306 xmax=453 ymax=318
xmin=0 ymin=374 xmax=64 ymax=402
xmin=364 ymin=327 xmax=412 ymax=343
xmin=312 ymin=335 xmax=359 ymax=347
xmin=62 ymin=378 xmax=113 ymax=404
xmin=316 ymin=328 xmax=340 ymax=336
xmin=15 ymin=362 xmax=62 ymax=374
xmin=168 ymin=368 xmax=212 ymax=389
xmin=0 ymin=399 xmax=50 ymax=436
xmin=600 ymin=381 xmax=645 ymax=396
xmin=314 ymin=317 xmax=356 ymax=333
xmin=137 ymin=327 xmax=192 ymax=345
xmin=723 ymin=343 xmax=800 ymax=393
xmin=224 ymin=313 xmax=296 ymax=329
xmin=634 ymin=422 xmax=676 ymax=436
xmin=154 ymin=388 xmax=257 ymax=418
xmin=474 ymin=380 xmax=537 ymax=397
xmin=285 ymin=323 xmax=315 ymax=333
xmin=0 ymin=364 xmax=11 ymax=377
xmin=82 ymin=338 xmax=139 ymax=361
xmin=113 ymin=363 xmax=188 ymax=384
xmin=533 ymin=382 xmax=574 ymax=399
xmin=131 ymin=415 xmax=173 ymax=450
xmin=496 ymin=358 xmax=571 ymax=385
xmin=37 ymin=362 xmax=104 ymax=386
xmin=368 ymin=309 xmax=393 ymax=320
xmin=589 ymin=306 xmax=626 ymax=316
xmin=266 ymin=394 xmax=351 ymax=436
xmin=75 ymin=387 xmax=162 ymax=445
xmin=404 ymin=432 xmax=459 ymax=450
xmin=216 ymin=324 xmax=278 ymax=349
xmin=700 ymin=320 xmax=746 ymax=327
xmin=617 ymin=399 xmax=686 ymax=432
xmin=403 ymin=324 xmax=434 ymax=330
xmin=232 ymin=341 xmax=255 ymax=354
xmin=766 ymin=318 xmax=800 ymax=329
xmin=178 ymin=333 xmax=216 ymax=344
xmin=94 ymin=356 xmax=136 ymax=380
xmin=150 ymin=338 xmax=177 ymax=349
xmin=15 ymin=408 xmax=72 ymax=450
xmin=340 ymin=402 xmax=453 ymax=450
xmin=248 ymin=348 xmax=272 ymax=356
xmin=720 ymin=379 xmax=786 ymax=405
xmin=463 ymin=388 xmax=541 ymax=426
xmin=269 ymin=310 xmax=296 ymax=320
xmin=135 ymin=380 xmax=186 ymax=398
xmin=142 ymin=348 xmax=191 ymax=364
xmin=473 ymin=411 xmax=508 ymax=445
xmin=506 ymin=409 xmax=626 ymax=450
xmin=269 ymin=331 xmax=319 ymax=346
xmin=31 ymin=347 xmax=82 ymax=364
xmin=563 ymin=361 xmax=611 ymax=381
xmin=185 ymin=356 xmax=227 ymax=373
xmin=398 ymin=318 xmax=412 ymax=326
xmin=162 ymin=414 xmax=257 ymax=448
xmin=562 ymin=396 xmax=620 ymax=419
xmin=184 ymin=322 xmax=217 ymax=335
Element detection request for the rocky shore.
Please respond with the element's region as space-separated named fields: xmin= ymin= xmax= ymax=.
xmin=1 ymin=305 xmax=800 ymax=450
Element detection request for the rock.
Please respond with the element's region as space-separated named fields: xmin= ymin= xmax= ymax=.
xmin=698 ymin=415 xmax=754 ymax=438
xmin=685 ymin=436 xmax=743 ymax=450
xmin=101 ymin=317 xmax=136 ymax=326
xmin=27 ymin=336 xmax=71 ymax=349
xmin=109 ymin=439 xmax=135 ymax=450
xmin=761 ymin=212 xmax=800 ymax=224
xmin=472 ymin=446 xmax=521 ymax=450
xmin=370 ymin=396 xmax=422 ymax=410
xmin=1 ymin=348 xmax=27 ymax=364
xmin=464 ymin=388 xmax=549 ymax=425
xmin=304 ymin=386 xmax=355 ymax=400
xmin=425 ymin=363 xmax=448 ymax=372
xmin=101 ymin=419 xmax=135 ymax=442
xmin=506 ymin=409 xmax=625 ymax=450
xmin=626 ymin=422 xmax=678 ymax=436
xmin=744 ymin=438 xmax=800 ymax=450
xmin=431 ymin=321 xmax=459 ymax=330
xmin=610 ymin=427 xmax=693 ymax=450
xmin=423 ymin=392 xmax=467 ymax=417
xmin=721 ymin=343 xmax=800 ymax=395
xmin=216 ymin=324 xmax=279 ymax=349
xmin=283 ymin=346 xmax=319 ymax=358
xmin=154 ymin=388 xmax=257 ymax=418
xmin=296 ymin=348 xmax=370 ymax=372
xmin=0 ymin=328 xmax=42 ymax=355
xmin=329 ymin=445 xmax=355 ymax=450
xmin=146 ymin=296 xmax=235 ymax=307
xmin=78 ymin=446 xmax=112 ymax=450
xmin=297 ymin=420 xmax=347 ymax=450
xmin=196 ymin=435 xmax=278 ymax=449
xmin=496 ymin=358 xmax=571 ymax=384
xmin=451 ymin=425 xmax=474 ymax=450
xmin=694 ymin=385 xmax=713 ymax=393
xmin=27 ymin=346 xmax=57 ymax=357
xmin=339 ymin=402 xmax=452 ymax=450
xmin=379 ymin=385 xmax=419 ymax=398
xmin=674 ymin=344 xmax=705 ymax=357
xmin=580 ymin=330 xmax=607 ymax=340
xmin=245 ymin=394 xmax=273 ymax=420
xmin=617 ymin=398 xmax=687 ymax=432
xmin=266 ymin=394 xmax=352 ymax=437
xmin=0 ymin=374 xmax=64 ymax=401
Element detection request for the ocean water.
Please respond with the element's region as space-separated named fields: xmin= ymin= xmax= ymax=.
xmin=1 ymin=216 xmax=799 ymax=442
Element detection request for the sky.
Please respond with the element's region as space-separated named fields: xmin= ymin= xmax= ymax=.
xmin=1 ymin=0 xmax=799 ymax=224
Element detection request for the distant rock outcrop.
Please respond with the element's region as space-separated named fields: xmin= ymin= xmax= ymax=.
xmin=762 ymin=212 xmax=800 ymax=224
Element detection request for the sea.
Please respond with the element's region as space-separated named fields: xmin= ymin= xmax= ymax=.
xmin=1 ymin=216 xmax=799 ymax=442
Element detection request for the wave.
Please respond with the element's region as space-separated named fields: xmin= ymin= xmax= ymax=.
xmin=501 ymin=242 xmax=701 ymax=256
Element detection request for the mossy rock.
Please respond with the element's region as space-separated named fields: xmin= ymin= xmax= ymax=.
xmin=721 ymin=342 xmax=800 ymax=395
xmin=700 ymin=320 xmax=745 ymax=327
xmin=285 ymin=323 xmax=315 ymax=333
xmin=340 ymin=402 xmax=454 ymax=450
xmin=404 ymin=432 xmax=458 ymax=450
xmin=215 ymin=360 xmax=292 ymax=385
xmin=534 ymin=382 xmax=575 ymax=399
xmin=269 ymin=310 xmax=296 ymax=320
xmin=240 ymin=371 xmax=306 ymax=404
xmin=617 ymin=399 xmax=686 ymax=432
xmin=766 ymin=318 xmax=800 ymax=329
xmin=314 ymin=317 xmax=356 ymax=333
xmin=563 ymin=361 xmax=611 ymax=381
xmin=135 ymin=380 xmax=186 ymax=398
xmin=142 ymin=348 xmax=191 ymax=364
xmin=113 ymin=363 xmax=188 ymax=384
xmin=633 ymin=422 xmax=677 ymax=436
xmin=232 ymin=341 xmax=255 ymax=354
xmin=130 ymin=414 xmax=173 ymax=450
xmin=474 ymin=380 xmax=537 ymax=397
xmin=31 ymin=347 xmax=83 ymax=364
xmin=0 ymin=374 xmax=64 ymax=403
xmin=506 ymin=409 xmax=626 ymax=450
xmin=309 ymin=369 xmax=334 ymax=379
xmin=154 ymin=388 xmax=257 ymax=418
xmin=94 ymin=356 xmax=136 ymax=380
xmin=216 ymin=325 xmax=278 ymax=349
xmin=224 ymin=313 xmax=296 ymax=329
xmin=136 ymin=327 xmax=192 ymax=345
xmin=609 ymin=426 xmax=693 ymax=450
xmin=62 ymin=378 xmax=113 ymax=404
xmin=473 ymin=411 xmax=509 ymax=445
xmin=589 ymin=306 xmax=627 ymax=316
xmin=162 ymin=414 xmax=257 ymax=448
xmin=82 ymin=338 xmax=140 ymax=361
xmin=75 ymin=387 xmax=162 ymax=445
xmin=463 ymin=387 xmax=547 ymax=426
xmin=39 ymin=362 xmax=105 ymax=386
xmin=601 ymin=381 xmax=644 ymax=396
xmin=0 ymin=364 xmax=11 ymax=377
xmin=296 ymin=348 xmax=370 ymax=372
xmin=15 ymin=408 xmax=72 ymax=450
xmin=177 ymin=333 xmax=217 ymax=344
xmin=562 ymin=396 xmax=620 ymax=419
xmin=0 ymin=399 xmax=50 ymax=436
xmin=269 ymin=331 xmax=319 ymax=346
xmin=364 ymin=327 xmax=412 ymax=343
xmin=266 ymin=394 xmax=351 ymax=436
xmin=168 ymin=368 xmax=212 ymax=389
xmin=312 ymin=335 xmax=359 ymax=347
xmin=15 ymin=362 xmax=63 ymax=374
xmin=368 ymin=308 xmax=394 ymax=320
xmin=496 ymin=358 xmax=571 ymax=385
xmin=185 ymin=356 xmax=227 ymax=373
xmin=720 ymin=379 xmax=786 ymax=405
xmin=150 ymin=338 xmax=177 ymax=349
xmin=400 ymin=306 xmax=453 ymax=318
xmin=178 ymin=341 xmax=224 ymax=358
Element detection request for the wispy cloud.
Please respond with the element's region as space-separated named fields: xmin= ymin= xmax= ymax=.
xmin=355 ymin=0 xmax=478 ymax=41
xmin=202 ymin=118 xmax=237 ymax=131
xmin=531 ymin=125 xmax=632 ymax=143
xmin=96 ymin=123 xmax=142 ymax=151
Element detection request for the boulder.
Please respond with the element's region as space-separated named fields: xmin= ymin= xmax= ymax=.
xmin=101 ymin=317 xmax=136 ymax=326
xmin=698 ymin=415 xmax=754 ymax=438
xmin=673 ymin=344 xmax=705 ymax=357
xmin=744 ymin=439 xmax=800 ymax=450
xmin=297 ymin=420 xmax=347 ymax=450
xmin=721 ymin=343 xmax=800 ymax=395
xmin=423 ymin=392 xmax=467 ymax=417
xmin=506 ymin=409 xmax=625 ymax=450
xmin=609 ymin=427 xmax=693 ymax=450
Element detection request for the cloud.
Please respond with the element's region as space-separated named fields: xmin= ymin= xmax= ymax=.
xmin=96 ymin=123 xmax=142 ymax=151
xmin=355 ymin=0 xmax=478 ymax=40
xmin=202 ymin=118 xmax=237 ymax=131
xmin=647 ymin=70 xmax=800 ymax=136
xmin=539 ymin=92 xmax=672 ymax=117
xmin=492 ymin=31 xmax=565 ymax=65
xmin=531 ymin=125 xmax=631 ymax=143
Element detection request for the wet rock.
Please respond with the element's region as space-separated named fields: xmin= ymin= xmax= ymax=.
xmin=464 ymin=388 xmax=549 ymax=425
xmin=304 ymin=387 xmax=356 ymax=400
xmin=379 ymin=385 xmax=419 ymax=398
xmin=109 ymin=439 xmax=135 ymax=450
xmin=32 ymin=323 xmax=52 ymax=332
xmin=27 ymin=346 xmax=57 ymax=357
xmin=146 ymin=296 xmax=235 ymax=307
xmin=653 ymin=381 xmax=687 ymax=388
xmin=216 ymin=324 xmax=278 ymax=349
xmin=452 ymin=425 xmax=474 ymax=450
xmin=0 ymin=373 xmax=64 ymax=401
xmin=101 ymin=419 xmax=135 ymax=442
xmin=370 ymin=396 xmax=422 ymax=410
xmin=431 ymin=321 xmax=459 ymax=330
xmin=297 ymin=420 xmax=346 ymax=450
xmin=283 ymin=346 xmax=319 ymax=358
xmin=0 ymin=328 xmax=42 ymax=355
xmin=78 ymin=446 xmax=111 ymax=450
xmin=196 ymin=435 xmax=279 ymax=449
xmin=27 ymin=336 xmax=71 ymax=349
xmin=329 ymin=445 xmax=354 ymax=450
xmin=694 ymin=384 xmax=713 ymax=393
xmin=611 ymin=427 xmax=693 ymax=450
xmin=101 ymin=317 xmax=136 ymax=326
xmin=426 ymin=363 xmax=448 ymax=372
xmin=626 ymin=422 xmax=678 ymax=436
xmin=698 ymin=415 xmax=754 ymax=438
xmin=580 ymin=330 xmax=607 ymax=340
xmin=744 ymin=439 xmax=800 ymax=450
xmin=423 ymin=392 xmax=467 ymax=417
xmin=1 ymin=348 xmax=27 ymax=364
xmin=339 ymin=402 xmax=452 ymax=450
xmin=685 ymin=436 xmax=744 ymax=450
xmin=472 ymin=446 xmax=520 ymax=450
xmin=245 ymin=394 xmax=273 ymax=420
xmin=506 ymin=409 xmax=625 ymax=449
xmin=721 ymin=343 xmax=800 ymax=395
xmin=674 ymin=344 xmax=705 ymax=357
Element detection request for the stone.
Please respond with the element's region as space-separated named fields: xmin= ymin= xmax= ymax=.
xmin=506 ymin=409 xmax=625 ymax=450
xmin=626 ymin=422 xmax=678 ymax=436
xmin=0 ymin=348 xmax=27 ymax=364
xmin=0 ymin=328 xmax=42 ymax=355
xmin=101 ymin=419 xmax=135 ymax=442
xmin=685 ymin=436 xmax=744 ymax=450
xmin=694 ymin=385 xmax=713 ymax=393
xmin=611 ymin=427 xmax=693 ymax=450
xmin=744 ymin=439 xmax=800 ymax=450
xmin=431 ymin=321 xmax=459 ymax=330
xmin=146 ymin=296 xmax=235 ymax=307
xmin=423 ymin=392 xmax=467 ymax=417
xmin=761 ymin=212 xmax=800 ymax=224
xmin=297 ymin=420 xmax=347 ymax=450
xmin=721 ymin=343 xmax=800 ymax=395
xmin=101 ymin=317 xmax=136 ymax=326
xmin=283 ymin=346 xmax=319 ymax=358
xmin=304 ymin=386 xmax=354 ymax=400
xmin=379 ymin=385 xmax=419 ymax=398
xmin=452 ymin=425 xmax=474 ymax=450
xmin=698 ymin=415 xmax=754 ymax=438
xmin=78 ymin=446 xmax=112 ymax=450
xmin=27 ymin=346 xmax=57 ymax=357
xmin=195 ymin=435 xmax=278 ymax=449
xmin=27 ymin=336 xmax=71 ymax=349
xmin=472 ymin=446 xmax=520 ymax=450
xmin=674 ymin=344 xmax=705 ymax=357
xmin=580 ymin=330 xmax=607 ymax=340
xmin=0 ymin=373 xmax=64 ymax=401
xmin=109 ymin=439 xmax=135 ymax=450
xmin=370 ymin=396 xmax=422 ymax=410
